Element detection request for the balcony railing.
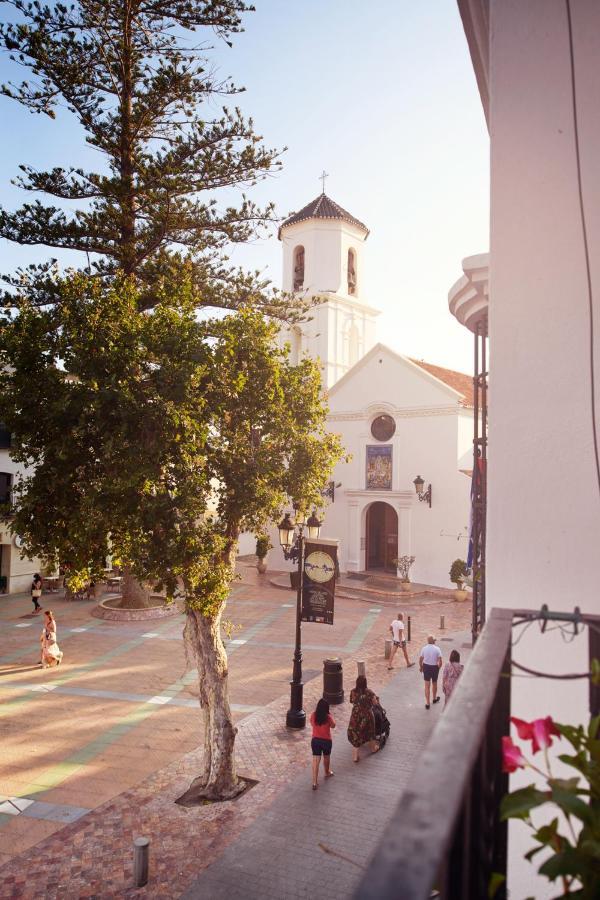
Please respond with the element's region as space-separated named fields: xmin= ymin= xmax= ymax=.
xmin=354 ymin=606 xmax=600 ymax=900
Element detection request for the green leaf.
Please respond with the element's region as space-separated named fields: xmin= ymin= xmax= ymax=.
xmin=550 ymin=777 xmax=581 ymax=792
xmin=538 ymin=846 xmax=580 ymax=880
xmin=533 ymin=817 xmax=560 ymax=845
xmin=549 ymin=781 xmax=593 ymax=825
xmin=557 ymin=722 xmax=584 ymax=749
xmin=558 ymin=752 xmax=588 ymax=777
xmin=524 ymin=845 xmax=545 ymax=862
xmin=500 ymin=785 xmax=549 ymax=821
xmin=487 ymin=872 xmax=505 ymax=898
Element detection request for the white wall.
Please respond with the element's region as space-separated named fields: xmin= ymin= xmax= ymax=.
xmin=0 ymin=448 xmax=42 ymax=595
xmin=322 ymin=348 xmax=472 ymax=586
xmin=487 ymin=1 xmax=600 ymax=894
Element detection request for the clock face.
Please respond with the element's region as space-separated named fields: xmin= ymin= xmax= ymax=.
xmin=304 ymin=551 xmax=335 ymax=583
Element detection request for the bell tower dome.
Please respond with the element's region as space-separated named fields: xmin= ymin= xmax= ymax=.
xmin=278 ymin=191 xmax=380 ymax=387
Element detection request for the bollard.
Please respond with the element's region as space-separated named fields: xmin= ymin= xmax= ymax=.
xmin=407 ymin=615 xmax=412 ymax=642
xmin=357 ymin=660 xmax=366 ymax=678
xmin=133 ymin=837 xmax=150 ymax=888
xmin=440 ymin=615 xmax=445 ymax=630
xmin=384 ymin=638 xmax=392 ymax=660
xmin=323 ymin=658 xmax=344 ymax=704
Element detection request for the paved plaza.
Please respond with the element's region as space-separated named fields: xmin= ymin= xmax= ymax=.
xmin=183 ymin=627 xmax=472 ymax=900
xmin=0 ymin=564 xmax=471 ymax=897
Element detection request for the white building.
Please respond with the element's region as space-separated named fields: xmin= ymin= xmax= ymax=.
xmin=0 ymin=424 xmax=41 ymax=595
xmin=269 ymin=192 xmax=474 ymax=588
xmin=448 ymin=1 xmax=600 ymax=896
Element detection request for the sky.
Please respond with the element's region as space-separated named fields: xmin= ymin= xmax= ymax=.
xmin=0 ymin=0 xmax=489 ymax=373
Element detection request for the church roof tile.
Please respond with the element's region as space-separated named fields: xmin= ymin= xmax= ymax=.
xmin=409 ymin=359 xmax=474 ymax=408
xmin=278 ymin=193 xmax=369 ymax=239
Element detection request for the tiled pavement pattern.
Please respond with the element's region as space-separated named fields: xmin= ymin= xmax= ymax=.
xmin=0 ymin=568 xmax=470 ymax=896
xmin=184 ymin=631 xmax=472 ymax=900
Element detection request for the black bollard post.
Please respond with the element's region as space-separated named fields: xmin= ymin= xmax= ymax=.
xmin=133 ymin=837 xmax=150 ymax=887
xmin=407 ymin=615 xmax=412 ymax=642
xmin=323 ymin=658 xmax=344 ymax=704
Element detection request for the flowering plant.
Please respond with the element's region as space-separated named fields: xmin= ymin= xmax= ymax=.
xmin=393 ymin=555 xmax=415 ymax=582
xmin=500 ymin=714 xmax=600 ymax=898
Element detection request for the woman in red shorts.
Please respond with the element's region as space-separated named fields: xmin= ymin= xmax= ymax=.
xmin=310 ymin=698 xmax=336 ymax=790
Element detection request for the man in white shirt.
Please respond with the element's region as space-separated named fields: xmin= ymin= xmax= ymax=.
xmin=419 ymin=635 xmax=443 ymax=709
xmin=388 ymin=612 xmax=414 ymax=670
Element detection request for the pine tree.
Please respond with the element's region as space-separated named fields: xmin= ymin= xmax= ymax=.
xmin=0 ymin=0 xmax=301 ymax=320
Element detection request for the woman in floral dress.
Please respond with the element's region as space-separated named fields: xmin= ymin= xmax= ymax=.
xmin=347 ymin=675 xmax=379 ymax=762
xmin=40 ymin=610 xmax=63 ymax=668
xmin=442 ymin=649 xmax=464 ymax=705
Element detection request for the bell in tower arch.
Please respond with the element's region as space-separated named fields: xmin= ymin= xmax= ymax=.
xmin=347 ymin=248 xmax=357 ymax=295
xmin=293 ymin=245 xmax=305 ymax=291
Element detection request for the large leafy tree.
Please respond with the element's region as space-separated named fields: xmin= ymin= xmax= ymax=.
xmin=0 ymin=274 xmax=342 ymax=799
xmin=0 ymin=0 xmax=302 ymax=320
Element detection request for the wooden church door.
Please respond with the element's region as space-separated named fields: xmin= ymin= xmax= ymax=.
xmin=366 ymin=502 xmax=398 ymax=572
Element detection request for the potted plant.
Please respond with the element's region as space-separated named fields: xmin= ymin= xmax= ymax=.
xmin=255 ymin=534 xmax=271 ymax=574
xmin=394 ymin=555 xmax=416 ymax=592
xmin=449 ymin=558 xmax=469 ymax=601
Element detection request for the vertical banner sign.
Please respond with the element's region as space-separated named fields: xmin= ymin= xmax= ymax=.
xmin=301 ymin=540 xmax=338 ymax=625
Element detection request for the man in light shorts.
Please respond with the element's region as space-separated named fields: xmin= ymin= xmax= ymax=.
xmin=388 ymin=612 xmax=414 ymax=670
xmin=419 ymin=635 xmax=443 ymax=709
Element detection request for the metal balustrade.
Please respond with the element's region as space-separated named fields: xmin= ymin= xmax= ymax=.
xmin=354 ymin=606 xmax=600 ymax=900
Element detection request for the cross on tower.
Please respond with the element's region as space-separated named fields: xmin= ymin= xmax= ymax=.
xmin=319 ymin=170 xmax=329 ymax=194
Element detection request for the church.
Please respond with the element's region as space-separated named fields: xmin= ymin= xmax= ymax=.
xmin=269 ymin=190 xmax=474 ymax=588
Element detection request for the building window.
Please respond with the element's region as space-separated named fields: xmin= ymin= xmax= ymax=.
xmin=347 ymin=248 xmax=357 ymax=295
xmin=0 ymin=424 xmax=11 ymax=449
xmin=293 ymin=245 xmax=305 ymax=291
xmin=0 ymin=472 xmax=12 ymax=507
xmin=371 ymin=415 xmax=396 ymax=441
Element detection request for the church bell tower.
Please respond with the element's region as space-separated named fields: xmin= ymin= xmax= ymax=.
xmin=278 ymin=188 xmax=380 ymax=387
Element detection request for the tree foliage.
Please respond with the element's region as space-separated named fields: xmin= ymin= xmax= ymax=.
xmin=0 ymin=273 xmax=343 ymax=797
xmin=0 ymin=273 xmax=340 ymax=590
xmin=0 ymin=1 xmax=304 ymax=320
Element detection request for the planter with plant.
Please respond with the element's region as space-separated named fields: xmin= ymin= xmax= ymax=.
xmin=255 ymin=534 xmax=272 ymax=574
xmin=449 ymin=558 xmax=469 ymax=601
xmin=394 ymin=555 xmax=416 ymax=591
xmin=498 ymin=709 xmax=600 ymax=899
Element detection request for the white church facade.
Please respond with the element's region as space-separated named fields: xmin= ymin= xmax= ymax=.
xmin=268 ymin=191 xmax=474 ymax=589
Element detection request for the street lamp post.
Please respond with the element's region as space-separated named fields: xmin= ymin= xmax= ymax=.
xmin=278 ymin=507 xmax=322 ymax=729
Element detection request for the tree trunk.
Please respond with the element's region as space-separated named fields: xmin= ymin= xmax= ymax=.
xmin=120 ymin=565 xmax=153 ymax=608
xmin=183 ymin=603 xmax=244 ymax=801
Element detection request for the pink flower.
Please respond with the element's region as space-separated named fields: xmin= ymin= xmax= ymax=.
xmin=502 ymin=736 xmax=527 ymax=772
xmin=511 ymin=716 xmax=560 ymax=754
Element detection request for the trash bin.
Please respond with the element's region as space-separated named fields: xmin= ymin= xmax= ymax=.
xmin=323 ymin=658 xmax=344 ymax=704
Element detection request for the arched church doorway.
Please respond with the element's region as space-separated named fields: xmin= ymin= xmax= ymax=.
xmin=365 ymin=502 xmax=398 ymax=572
